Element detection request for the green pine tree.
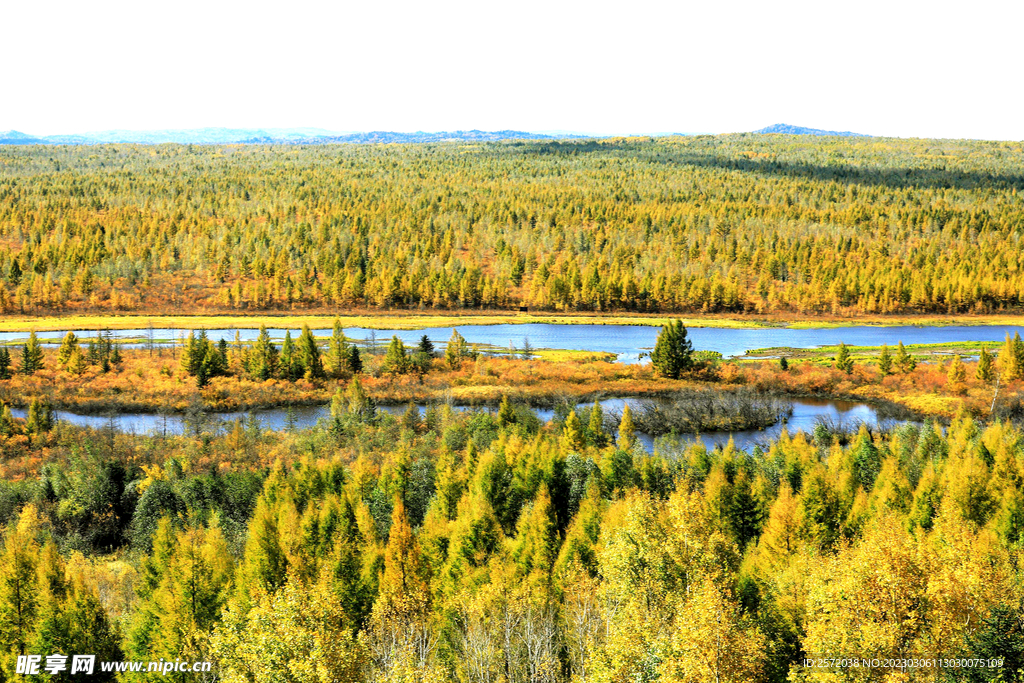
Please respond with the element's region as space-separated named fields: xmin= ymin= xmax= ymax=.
xmin=247 ymin=325 xmax=278 ymax=381
xmin=328 ymin=318 xmax=351 ymax=378
xmin=19 ymin=331 xmax=45 ymax=375
xmin=834 ymin=342 xmax=854 ymax=374
xmin=650 ymin=320 xmax=693 ymax=379
xmin=877 ymin=344 xmax=893 ymax=377
xmin=297 ymin=324 xmax=325 ymax=379
xmin=348 ymin=345 xmax=363 ymax=374
xmin=280 ymin=330 xmax=297 ymax=380
xmin=977 ymin=346 xmax=994 ymax=381
xmin=445 ymin=329 xmax=469 ymax=369
xmin=417 ymin=335 xmax=435 ymax=356
xmin=895 ymin=341 xmax=916 ymax=374
xmin=382 ymin=336 xmax=410 ymax=375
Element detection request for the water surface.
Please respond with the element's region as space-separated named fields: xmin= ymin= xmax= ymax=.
xmin=3 ymin=323 xmax=1020 ymax=364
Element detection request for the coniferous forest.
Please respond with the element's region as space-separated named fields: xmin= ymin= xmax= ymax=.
xmin=2 ymin=134 xmax=1024 ymax=683
xmin=0 ymin=135 xmax=1023 ymax=317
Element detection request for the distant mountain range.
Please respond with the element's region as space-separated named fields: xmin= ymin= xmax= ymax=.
xmin=0 ymin=128 xmax=590 ymax=146
xmin=0 ymin=124 xmax=875 ymax=145
xmin=754 ymin=123 xmax=869 ymax=137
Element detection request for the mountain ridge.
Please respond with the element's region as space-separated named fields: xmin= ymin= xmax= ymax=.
xmin=0 ymin=127 xmax=589 ymax=145
xmin=754 ymin=123 xmax=869 ymax=137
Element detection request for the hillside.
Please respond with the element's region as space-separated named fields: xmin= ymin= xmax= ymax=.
xmin=1 ymin=134 xmax=1023 ymax=317
xmin=755 ymin=123 xmax=869 ymax=136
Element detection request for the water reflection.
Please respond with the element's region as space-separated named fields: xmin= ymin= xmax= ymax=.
xmin=13 ymin=396 xmax=912 ymax=454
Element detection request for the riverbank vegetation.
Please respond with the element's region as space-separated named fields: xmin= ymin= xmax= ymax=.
xmin=1 ymin=327 xmax=1023 ymax=423
xmin=2 ymin=135 xmax=1024 ymax=318
xmin=2 ymin=391 xmax=1024 ymax=681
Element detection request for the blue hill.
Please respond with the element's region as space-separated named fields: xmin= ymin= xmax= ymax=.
xmin=0 ymin=128 xmax=589 ymax=145
xmin=754 ymin=123 xmax=869 ymax=137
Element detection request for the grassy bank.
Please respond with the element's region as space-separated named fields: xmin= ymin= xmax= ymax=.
xmin=744 ymin=340 xmax=1005 ymax=361
xmin=0 ymin=347 xmax=682 ymax=414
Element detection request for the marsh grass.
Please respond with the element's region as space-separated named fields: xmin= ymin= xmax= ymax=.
xmin=609 ymin=388 xmax=793 ymax=436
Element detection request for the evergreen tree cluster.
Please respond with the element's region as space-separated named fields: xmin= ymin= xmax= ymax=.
xmin=179 ymin=330 xmax=229 ymax=388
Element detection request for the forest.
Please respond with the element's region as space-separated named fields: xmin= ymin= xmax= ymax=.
xmin=3 ymin=131 xmax=1024 ymax=682
xmin=1 ymin=322 xmax=1024 ymax=681
xmin=1 ymin=135 xmax=1023 ymax=317
xmin=2 ymin=382 xmax=1024 ymax=682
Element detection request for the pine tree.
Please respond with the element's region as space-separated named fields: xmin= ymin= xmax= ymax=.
xmin=297 ymin=324 xmax=325 ymax=379
xmin=348 ymin=345 xmax=363 ymax=374
xmin=246 ymin=325 xmax=278 ymax=381
xmin=217 ymin=337 xmax=229 ymax=370
xmin=0 ymin=404 xmax=15 ymax=436
xmin=151 ymin=526 xmax=233 ymax=665
xmin=587 ymin=402 xmax=606 ymax=447
xmin=0 ymin=347 xmax=11 ymax=380
xmin=180 ymin=331 xmax=199 ymax=377
xmin=511 ymin=484 xmax=558 ymax=584
xmin=382 ymin=335 xmax=410 ymax=375
xmin=86 ymin=334 xmax=101 ymax=364
xmin=0 ymin=506 xmax=41 ymax=660
xmin=19 ymin=331 xmax=44 ymax=374
xmin=894 ymin=341 xmax=916 ymax=374
xmin=998 ymin=333 xmax=1021 ymax=381
xmin=374 ymin=496 xmax=431 ymax=624
xmin=26 ymin=398 xmax=54 ymax=434
xmin=446 ymin=329 xmax=469 ymax=369
xmin=66 ymin=346 xmax=86 ymax=376
xmin=757 ymin=482 xmax=800 ymax=565
xmin=877 ymin=343 xmax=893 ymax=376
xmin=562 ymin=410 xmax=585 ymax=451
xmin=328 ymin=318 xmax=351 ymax=378
xmin=417 ymin=335 xmax=434 ymax=356
xmin=8 ymin=259 xmax=21 ymax=286
xmin=345 ymin=376 xmax=375 ymax=422
xmin=196 ymin=351 xmax=212 ymax=388
xmin=618 ymin=403 xmax=636 ymax=451
xmin=57 ymin=331 xmax=79 ymax=368
xmin=497 ymin=394 xmax=517 ymax=428
xmin=280 ymin=330 xmax=297 ymax=380
xmin=241 ymin=498 xmax=287 ymax=593
xmin=976 ymin=346 xmax=994 ymax=381
xmin=650 ymin=320 xmax=693 ymax=379
xmin=834 ymin=342 xmax=854 ymax=374
xmin=947 ymin=354 xmax=967 ymax=385
xmin=32 ymin=549 xmax=120 ymax=676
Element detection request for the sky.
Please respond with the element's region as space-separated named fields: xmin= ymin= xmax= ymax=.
xmin=3 ymin=0 xmax=1022 ymax=140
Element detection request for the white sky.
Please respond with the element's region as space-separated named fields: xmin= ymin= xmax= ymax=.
xmin=3 ymin=0 xmax=1022 ymax=140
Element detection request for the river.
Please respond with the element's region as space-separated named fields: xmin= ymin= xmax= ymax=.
xmin=12 ymin=396 xmax=913 ymax=455
xmin=2 ymin=322 xmax=1021 ymax=364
